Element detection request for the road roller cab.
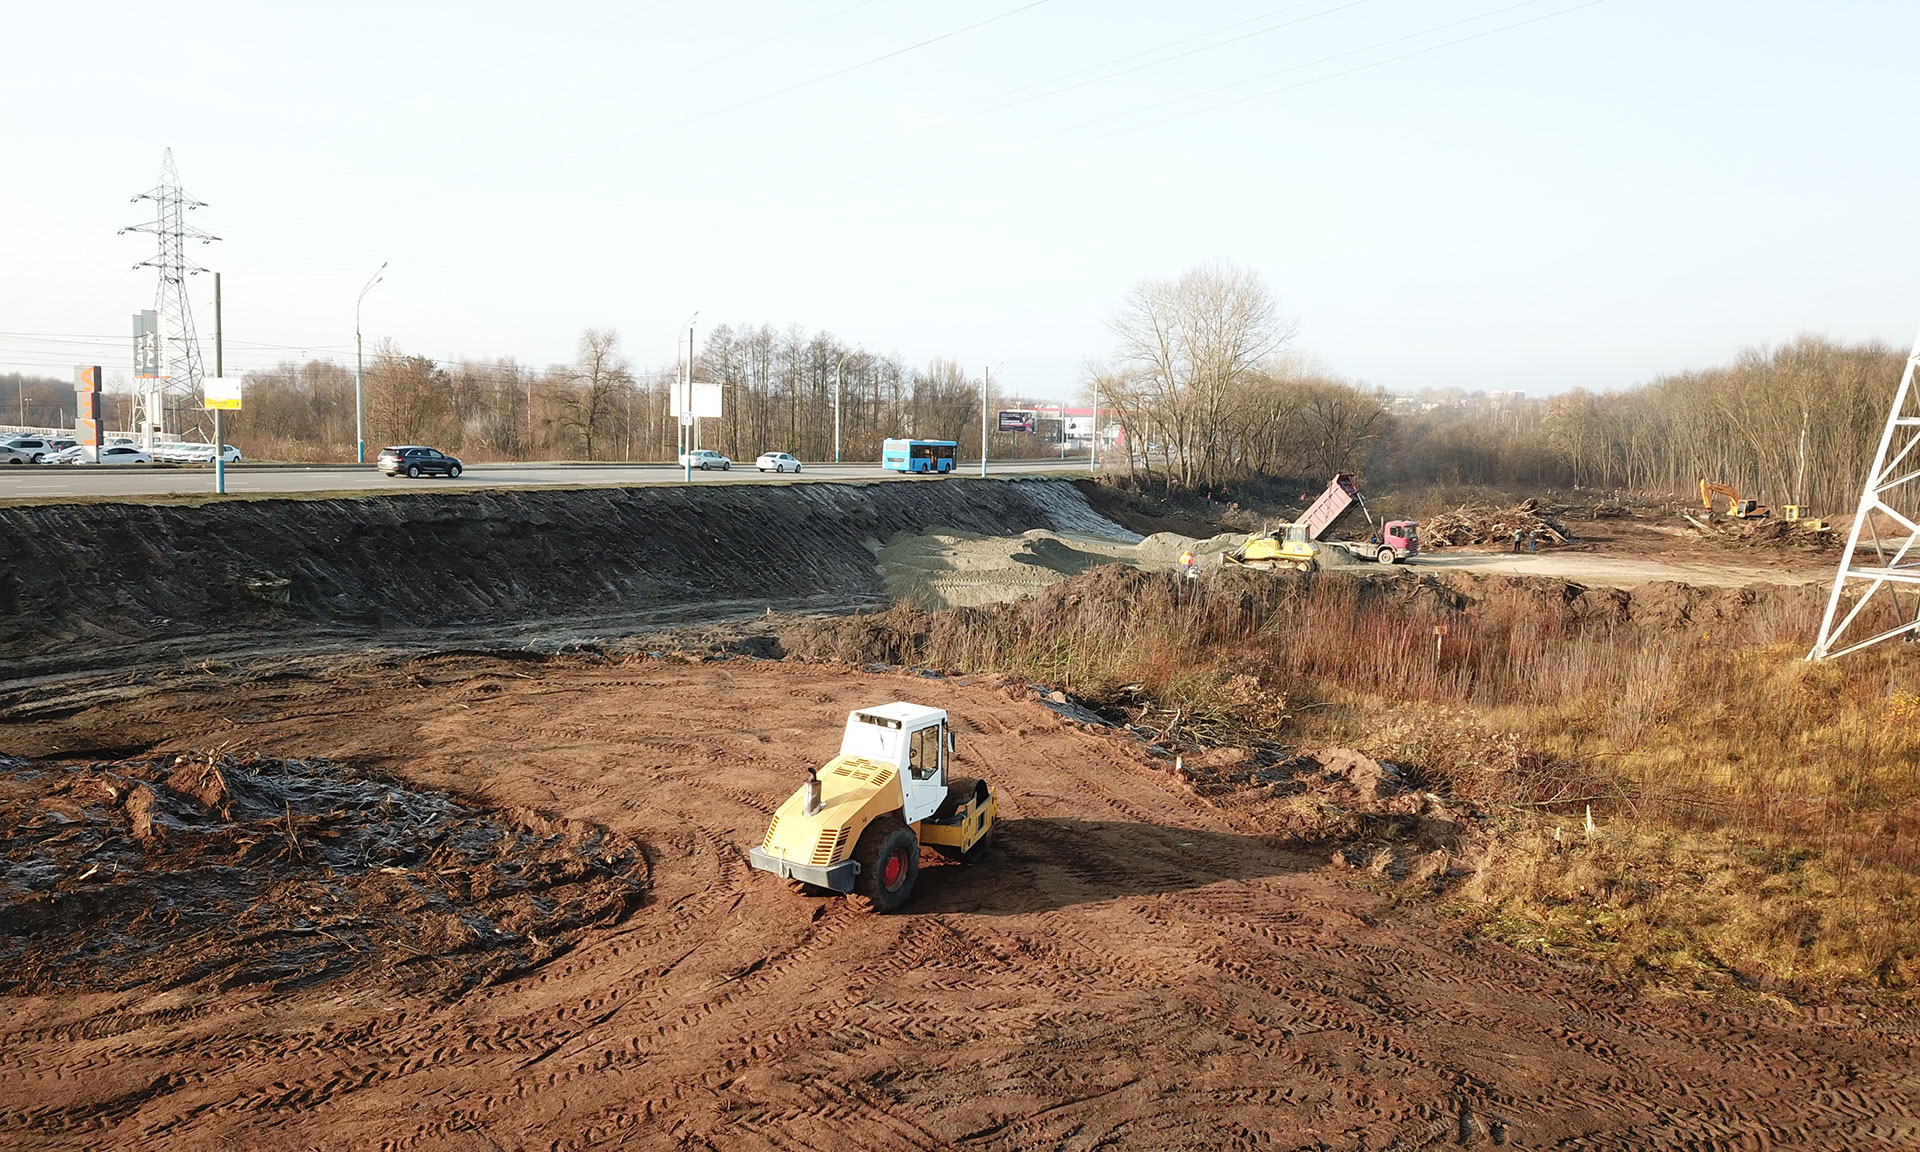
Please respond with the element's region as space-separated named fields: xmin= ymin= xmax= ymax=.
xmin=749 ymin=702 xmax=997 ymax=912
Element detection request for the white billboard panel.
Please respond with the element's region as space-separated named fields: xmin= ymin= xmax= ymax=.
xmin=668 ymin=381 xmax=723 ymax=418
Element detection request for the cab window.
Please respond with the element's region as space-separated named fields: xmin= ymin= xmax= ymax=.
xmin=908 ymin=726 xmax=940 ymax=780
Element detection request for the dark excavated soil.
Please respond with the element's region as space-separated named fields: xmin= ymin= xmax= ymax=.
xmin=0 ymin=752 xmax=646 ymax=999
xmin=0 ymin=478 xmax=1128 ymax=680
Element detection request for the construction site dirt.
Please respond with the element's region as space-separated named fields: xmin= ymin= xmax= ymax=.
xmin=1 ymin=479 xmax=1907 ymax=1149
xmin=2 ymin=656 xmax=1915 ymax=1150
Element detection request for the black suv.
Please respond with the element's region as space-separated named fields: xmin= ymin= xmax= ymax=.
xmin=377 ymin=445 xmax=463 ymax=479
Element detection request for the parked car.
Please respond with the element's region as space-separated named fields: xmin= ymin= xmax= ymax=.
xmin=40 ymin=446 xmax=86 ymax=465
xmin=755 ymin=451 xmax=802 ymax=474
xmin=151 ymin=440 xmax=234 ymax=463
xmin=377 ymin=445 xmax=463 ymax=478
xmin=678 ymin=449 xmax=731 ymax=471
xmin=172 ymin=443 xmax=242 ymax=464
xmin=0 ymin=444 xmax=30 ymax=465
xmin=98 ymin=446 xmax=152 ymax=465
xmin=1 ymin=436 xmax=56 ymax=463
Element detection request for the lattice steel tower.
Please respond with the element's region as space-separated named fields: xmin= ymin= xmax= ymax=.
xmin=1808 ymin=324 xmax=1920 ymax=660
xmin=120 ymin=149 xmax=219 ymax=438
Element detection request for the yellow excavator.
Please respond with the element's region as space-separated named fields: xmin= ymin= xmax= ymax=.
xmin=1699 ymin=480 xmax=1771 ymax=520
xmin=749 ymin=702 xmax=997 ymax=913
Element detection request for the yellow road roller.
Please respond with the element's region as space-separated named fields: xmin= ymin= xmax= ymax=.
xmin=748 ymin=702 xmax=997 ymax=913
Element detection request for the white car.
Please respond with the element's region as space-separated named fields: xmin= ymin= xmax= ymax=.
xmin=98 ymin=446 xmax=152 ymax=465
xmin=40 ymin=446 xmax=86 ymax=465
xmin=755 ymin=452 xmax=802 ymax=474
xmin=1 ymin=437 xmax=57 ymax=463
xmin=179 ymin=443 xmax=243 ymax=464
xmin=678 ymin=449 xmax=731 ymax=471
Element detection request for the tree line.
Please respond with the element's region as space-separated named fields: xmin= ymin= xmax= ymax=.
xmin=210 ymin=327 xmax=1060 ymax=464
xmin=7 ymin=270 xmax=1908 ymax=519
xmin=1088 ymin=262 xmax=1908 ymax=516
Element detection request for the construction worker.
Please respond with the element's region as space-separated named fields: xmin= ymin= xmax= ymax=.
xmin=1179 ymin=549 xmax=1198 ymax=582
xmin=1511 ymin=528 xmax=1523 ymax=554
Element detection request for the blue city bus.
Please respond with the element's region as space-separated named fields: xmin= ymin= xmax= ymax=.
xmin=881 ymin=438 xmax=958 ymax=474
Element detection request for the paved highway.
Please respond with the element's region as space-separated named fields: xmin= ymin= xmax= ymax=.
xmin=0 ymin=458 xmax=1091 ymax=500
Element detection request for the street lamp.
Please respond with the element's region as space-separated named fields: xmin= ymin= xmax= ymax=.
xmin=355 ymin=261 xmax=386 ymax=463
xmin=832 ymin=355 xmax=842 ymax=464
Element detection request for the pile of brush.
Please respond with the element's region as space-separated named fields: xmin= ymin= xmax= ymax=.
xmin=1422 ymin=498 xmax=1570 ymax=549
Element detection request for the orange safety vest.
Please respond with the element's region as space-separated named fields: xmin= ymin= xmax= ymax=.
xmin=1179 ymin=551 xmax=1194 ymax=566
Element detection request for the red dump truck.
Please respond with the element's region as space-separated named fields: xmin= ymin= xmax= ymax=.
xmin=1301 ymin=474 xmax=1419 ymax=565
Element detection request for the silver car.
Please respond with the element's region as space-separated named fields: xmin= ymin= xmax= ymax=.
xmin=678 ymin=449 xmax=731 ymax=471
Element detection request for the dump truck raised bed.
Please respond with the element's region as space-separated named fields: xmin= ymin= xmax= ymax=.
xmin=1223 ymin=474 xmax=1419 ymax=571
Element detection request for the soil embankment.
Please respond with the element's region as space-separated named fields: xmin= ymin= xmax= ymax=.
xmin=0 ymin=479 xmax=1129 ymax=678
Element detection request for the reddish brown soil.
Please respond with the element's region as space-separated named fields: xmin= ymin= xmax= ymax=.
xmin=2 ymin=656 xmax=1915 ymax=1150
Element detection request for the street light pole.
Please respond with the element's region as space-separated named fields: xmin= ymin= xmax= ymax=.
xmin=833 ymin=356 xmax=842 ymax=464
xmin=1090 ymin=378 xmax=1097 ymax=471
xmin=682 ymin=311 xmax=698 ymax=482
xmin=980 ymin=366 xmax=989 ymax=479
xmin=354 ymin=261 xmax=386 ymax=464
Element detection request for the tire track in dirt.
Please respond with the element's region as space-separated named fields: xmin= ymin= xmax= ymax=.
xmin=5 ymin=659 xmax=1919 ymax=1150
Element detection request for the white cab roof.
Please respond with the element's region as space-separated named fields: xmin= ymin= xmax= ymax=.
xmin=849 ymin=701 xmax=946 ymax=728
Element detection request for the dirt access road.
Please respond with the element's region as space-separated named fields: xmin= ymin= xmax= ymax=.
xmin=4 ymin=657 xmax=1913 ymax=1150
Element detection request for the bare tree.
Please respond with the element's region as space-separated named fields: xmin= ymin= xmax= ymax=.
xmin=368 ymin=342 xmax=452 ymax=447
xmin=558 ymin=328 xmax=633 ymax=460
xmin=1108 ymin=261 xmax=1294 ymax=490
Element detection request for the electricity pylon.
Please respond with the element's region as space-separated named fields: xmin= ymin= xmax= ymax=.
xmin=120 ymin=149 xmax=219 ymax=441
xmin=1808 ymin=325 xmax=1920 ymax=660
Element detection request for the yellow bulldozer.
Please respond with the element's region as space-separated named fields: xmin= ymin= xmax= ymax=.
xmin=1223 ymin=523 xmax=1322 ymax=573
xmin=749 ymin=702 xmax=997 ymax=913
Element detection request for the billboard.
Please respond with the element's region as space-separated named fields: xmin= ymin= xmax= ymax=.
xmin=997 ymin=409 xmax=1036 ymax=434
xmin=668 ymin=381 xmax=723 ymax=419
xmin=204 ymin=377 xmax=242 ymax=410
xmin=132 ymin=311 xmax=163 ymax=378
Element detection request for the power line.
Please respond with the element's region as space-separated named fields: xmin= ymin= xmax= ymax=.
xmin=247 ymin=0 xmax=887 ymax=193
xmin=381 ymin=0 xmax=1611 ymax=275
xmin=224 ymin=0 xmax=1547 ymax=276
xmin=243 ymin=0 xmax=1056 ymax=234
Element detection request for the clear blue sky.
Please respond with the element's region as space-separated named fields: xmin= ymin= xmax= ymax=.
xmin=4 ymin=0 xmax=1916 ymax=400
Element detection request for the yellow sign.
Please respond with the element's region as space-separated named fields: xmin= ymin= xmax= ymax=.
xmin=203 ymin=376 xmax=242 ymax=410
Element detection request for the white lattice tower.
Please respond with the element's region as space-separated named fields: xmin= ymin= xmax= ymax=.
xmin=1808 ymin=325 xmax=1920 ymax=659
xmin=120 ymin=149 xmax=219 ymax=438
